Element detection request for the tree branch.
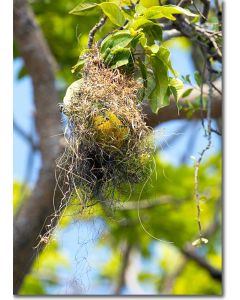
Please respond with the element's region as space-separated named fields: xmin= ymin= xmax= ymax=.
xmin=13 ymin=119 xmax=39 ymax=150
xmin=167 ymin=0 xmax=222 ymax=62
xmin=88 ymin=16 xmax=107 ymax=49
xmin=115 ymin=196 xmax=175 ymax=211
xmin=114 ymin=242 xmax=132 ymax=295
xmin=181 ymin=246 xmax=222 ymax=281
xmin=13 ymin=0 xmax=65 ymax=293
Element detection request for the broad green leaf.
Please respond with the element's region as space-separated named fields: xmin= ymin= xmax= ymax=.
xmin=71 ymin=57 xmax=86 ymax=74
xmin=99 ymin=2 xmax=125 ymax=26
xmin=130 ymin=32 xmax=144 ymax=48
xmin=109 ymin=48 xmax=132 ymax=68
xmin=194 ymin=70 xmax=202 ymax=86
xmin=100 ymin=30 xmax=133 ymax=53
xmin=70 ymin=2 xmax=126 ymax=26
xmin=139 ymin=32 xmax=147 ymax=47
xmin=182 ymin=74 xmax=192 ymax=85
xmin=149 ymin=55 xmax=169 ymax=113
xmin=135 ymin=3 xmax=147 ymax=15
xmin=142 ymin=23 xmax=162 ymax=44
xmin=143 ymin=6 xmax=165 ymax=20
xmin=158 ymin=45 xmax=178 ymax=76
xmin=146 ymin=44 xmax=159 ymax=54
xmin=111 ymin=0 xmax=132 ymax=5
xmin=140 ymin=0 xmax=160 ymax=8
xmin=182 ymin=88 xmax=193 ymax=98
xmin=169 ymin=78 xmax=184 ymax=102
xmin=130 ymin=17 xmax=155 ymax=30
xmin=130 ymin=17 xmax=162 ymax=44
xmin=143 ymin=5 xmax=196 ymax=21
xmin=69 ymin=2 xmax=99 ymax=16
xmin=161 ymin=5 xmax=197 ymax=17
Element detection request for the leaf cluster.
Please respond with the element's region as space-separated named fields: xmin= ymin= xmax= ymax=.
xmin=70 ymin=0 xmax=197 ymax=113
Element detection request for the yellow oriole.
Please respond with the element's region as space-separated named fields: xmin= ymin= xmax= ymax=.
xmin=93 ymin=111 xmax=129 ymax=148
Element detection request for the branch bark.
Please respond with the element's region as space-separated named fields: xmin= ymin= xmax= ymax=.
xmin=114 ymin=242 xmax=132 ymax=295
xmin=182 ymin=246 xmax=222 ymax=281
xmin=13 ymin=0 xmax=64 ymax=293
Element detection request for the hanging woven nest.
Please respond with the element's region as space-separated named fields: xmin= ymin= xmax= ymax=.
xmin=58 ymin=49 xmax=154 ymax=206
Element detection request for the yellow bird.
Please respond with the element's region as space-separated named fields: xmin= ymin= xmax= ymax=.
xmin=93 ymin=111 xmax=129 ymax=149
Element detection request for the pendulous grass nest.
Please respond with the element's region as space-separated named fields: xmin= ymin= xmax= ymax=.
xmin=58 ymin=50 xmax=154 ymax=208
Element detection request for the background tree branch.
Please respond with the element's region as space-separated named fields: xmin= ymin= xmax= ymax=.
xmin=13 ymin=0 xmax=64 ymax=293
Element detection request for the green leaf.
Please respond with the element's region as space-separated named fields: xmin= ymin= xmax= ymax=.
xmin=140 ymin=0 xmax=160 ymax=8
xmin=108 ymin=48 xmax=132 ymax=68
xmin=169 ymin=78 xmax=184 ymax=102
xmin=71 ymin=57 xmax=86 ymax=74
xmin=143 ymin=6 xmax=166 ymax=20
xmin=142 ymin=24 xmax=162 ymax=44
xmin=130 ymin=17 xmax=162 ymax=44
xmin=194 ymin=70 xmax=202 ymax=86
xmin=135 ymin=3 xmax=147 ymax=15
xmin=182 ymin=74 xmax=192 ymax=85
xmin=148 ymin=55 xmax=169 ymax=113
xmin=130 ymin=17 xmax=155 ymax=30
xmin=182 ymin=88 xmax=193 ymax=98
xmin=70 ymin=2 xmax=126 ymax=26
xmin=161 ymin=5 xmax=197 ymax=18
xmin=146 ymin=44 xmax=159 ymax=54
xmin=100 ymin=30 xmax=133 ymax=53
xmin=158 ymin=45 xmax=178 ymax=76
xmin=69 ymin=2 xmax=99 ymax=16
xmin=99 ymin=2 xmax=125 ymax=26
xmin=143 ymin=5 xmax=196 ymax=21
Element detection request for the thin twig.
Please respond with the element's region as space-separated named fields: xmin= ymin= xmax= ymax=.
xmin=211 ymin=81 xmax=222 ymax=95
xmin=116 ymin=196 xmax=176 ymax=211
xmin=88 ymin=16 xmax=107 ymax=49
xmin=177 ymin=0 xmax=191 ymax=7
xmin=199 ymin=58 xmax=207 ymax=135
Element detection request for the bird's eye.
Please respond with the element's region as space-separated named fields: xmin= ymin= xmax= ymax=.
xmin=58 ymin=103 xmax=64 ymax=113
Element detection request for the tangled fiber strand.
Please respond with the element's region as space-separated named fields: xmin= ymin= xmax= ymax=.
xmin=57 ymin=49 xmax=154 ymax=209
